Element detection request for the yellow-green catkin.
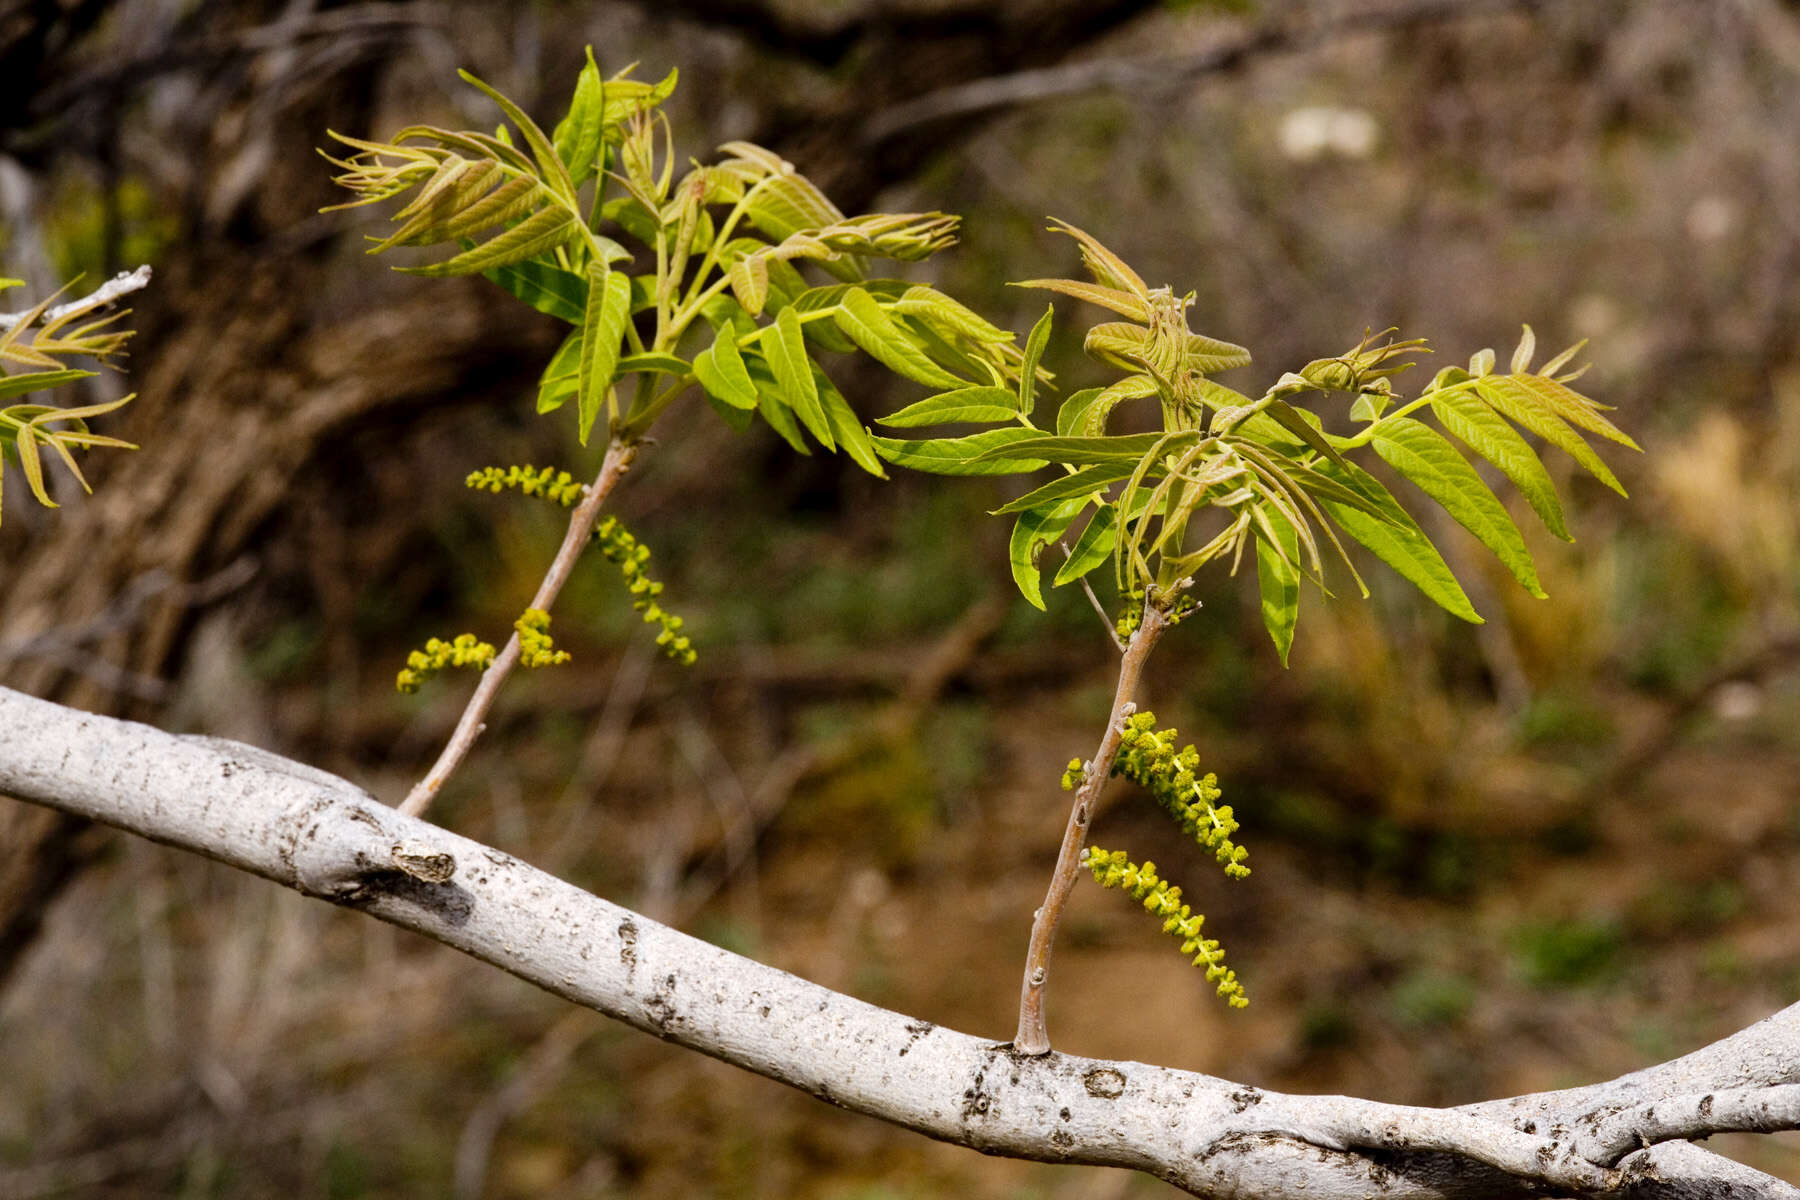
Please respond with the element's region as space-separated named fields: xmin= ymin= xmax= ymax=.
xmin=593 ymin=515 xmax=696 ymax=665
xmin=1113 ymin=711 xmax=1249 ymax=878
xmin=1083 ymin=845 xmax=1247 ymax=1007
xmin=514 ymin=608 xmax=571 ymax=668
xmin=466 ymin=464 xmax=586 ymax=507
xmin=396 ymin=632 xmax=496 ymax=693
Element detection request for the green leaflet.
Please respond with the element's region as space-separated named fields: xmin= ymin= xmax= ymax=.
xmin=401 ymin=206 xmax=576 ymax=277
xmin=761 ymin=253 xmax=812 ymax=316
xmin=1371 ymin=418 xmax=1544 ymax=598
xmin=484 ymin=257 xmax=588 ymax=324
xmin=1053 ymin=503 xmax=1120 ymax=587
xmin=878 ymin=386 xmax=1018 ymax=428
xmin=1317 ymin=460 xmax=1482 ymax=624
xmin=744 ymin=171 xmax=844 ymax=242
xmin=1015 ymin=277 xmax=1150 ymax=322
xmin=1263 ymin=399 xmax=1350 ymax=469
xmin=763 ymin=307 xmax=833 ymax=449
xmin=728 ymin=255 xmax=770 ymax=315
xmin=1010 ymin=497 xmax=1089 ymax=610
xmin=993 ymin=462 xmax=1135 ymax=515
xmin=693 ymin=325 xmax=758 ymax=410
xmin=578 ymin=263 xmax=631 ymax=444
xmin=616 ymin=352 xmax=690 ymax=377
xmin=786 ymin=283 xmax=867 ymax=353
xmin=456 ymin=69 xmax=577 ymax=207
xmin=891 ymin=285 xmax=1013 ymax=345
xmin=897 ymin=314 xmax=994 ymax=385
xmin=0 ymin=369 xmax=93 ymax=402
xmin=552 ymin=48 xmax=606 ymax=187
xmin=1071 ymin=374 xmax=1159 ymax=437
xmin=814 ymin=364 xmax=886 ymax=477
xmin=372 ymin=166 xmax=527 ymax=250
xmin=1086 ymin=321 xmax=1168 ymax=374
xmin=744 ymin=353 xmax=811 ymax=454
xmin=1186 ymin=332 xmax=1253 ymax=374
xmin=1474 ymin=376 xmax=1626 ymax=496
xmin=1429 ymin=384 xmax=1569 ymax=540
xmin=1018 ymin=304 xmax=1054 ymax=417
xmin=537 ymin=329 xmax=581 ymax=413
xmin=1254 ymin=503 xmax=1301 ymax=667
xmin=1055 ymin=387 xmax=1107 ymax=437
xmin=602 ymin=68 xmax=678 ymax=128
xmin=871 ymin=427 xmax=1052 ymax=475
xmin=1504 ymin=372 xmax=1638 ymax=449
xmin=831 ymin=286 xmax=966 ymax=389
xmin=976 ymin=430 xmax=1199 ymax=467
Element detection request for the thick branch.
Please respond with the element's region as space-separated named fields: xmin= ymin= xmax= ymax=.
xmin=3 ymin=684 xmax=1799 ymax=1199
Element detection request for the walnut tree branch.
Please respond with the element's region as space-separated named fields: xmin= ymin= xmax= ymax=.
xmin=4 ymin=684 xmax=1799 ymax=1199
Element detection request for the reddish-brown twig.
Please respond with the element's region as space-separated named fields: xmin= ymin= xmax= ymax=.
xmin=1014 ymin=602 xmax=1168 ymax=1055
xmin=399 ymin=439 xmax=636 ymax=818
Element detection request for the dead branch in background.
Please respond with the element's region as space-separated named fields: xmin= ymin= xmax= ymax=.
xmin=863 ymin=0 xmax=1557 ymax=144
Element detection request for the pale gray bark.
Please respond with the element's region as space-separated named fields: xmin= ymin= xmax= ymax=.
xmin=1 ymin=683 xmax=1796 ymax=1199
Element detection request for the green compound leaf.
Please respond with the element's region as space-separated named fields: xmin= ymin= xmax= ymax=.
xmin=693 ymin=325 xmax=758 ymax=411
xmin=871 ymin=427 xmax=1051 ymax=475
xmin=878 ymin=386 xmax=1019 ymax=428
xmin=578 ymin=262 xmax=631 ymax=445
xmin=1010 ymin=497 xmax=1089 ymax=609
xmin=1372 ymin=417 xmax=1544 ymax=598
xmin=1317 ymin=460 xmax=1482 ymax=624
xmin=763 ymin=306 xmax=833 ymax=449
xmin=1018 ymin=304 xmax=1054 ymax=417
xmin=832 ymin=286 xmax=967 ymax=390
xmin=1053 ymin=503 xmax=1120 ymax=587
xmin=1474 ymin=375 xmax=1627 ymax=496
xmin=1429 ymin=382 xmax=1570 ymax=541
xmin=992 ymin=461 xmax=1136 ymax=515
xmin=1254 ymin=503 xmax=1301 ymax=666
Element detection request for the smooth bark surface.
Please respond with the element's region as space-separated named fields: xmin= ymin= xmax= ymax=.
xmin=3 ymin=684 xmax=1797 ymax=1199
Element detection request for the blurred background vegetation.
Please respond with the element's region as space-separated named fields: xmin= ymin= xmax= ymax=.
xmin=3 ymin=0 xmax=1800 ymax=1195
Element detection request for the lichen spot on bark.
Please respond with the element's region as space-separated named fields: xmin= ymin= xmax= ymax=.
xmin=1083 ymin=1067 xmax=1126 ymax=1099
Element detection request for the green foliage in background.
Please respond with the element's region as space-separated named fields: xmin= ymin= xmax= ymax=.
xmin=0 ymin=276 xmax=137 ymax=526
